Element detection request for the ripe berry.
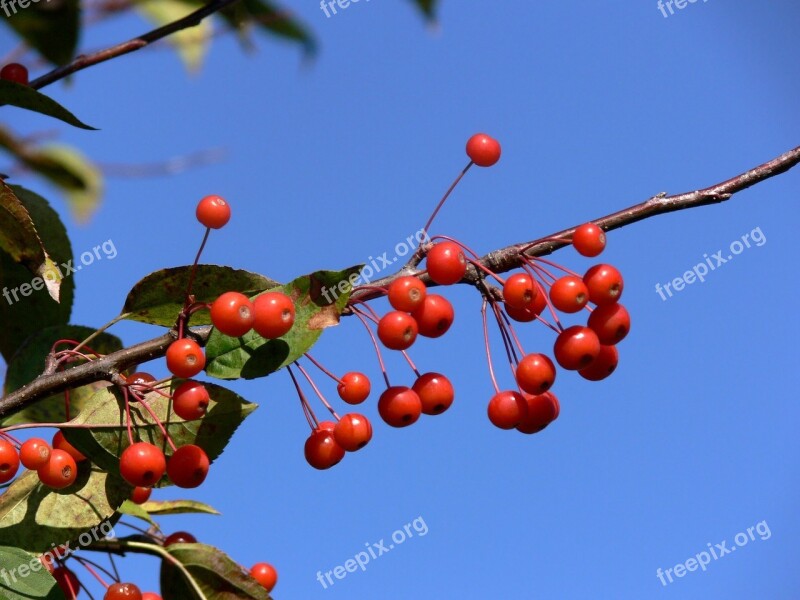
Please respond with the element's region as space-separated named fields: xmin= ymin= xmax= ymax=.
xmin=337 ymin=372 xmax=371 ymax=404
xmin=119 ymin=442 xmax=166 ymax=487
xmin=196 ymin=195 xmax=230 ymax=229
xmin=142 ymin=594 xmax=163 ymax=600
xmin=426 ymin=242 xmax=467 ymax=285
xmin=0 ymin=63 xmax=29 ymax=85
xmin=167 ymin=444 xmax=209 ymax=488
xmin=127 ymin=372 xmax=156 ymax=397
xmin=172 ymin=380 xmax=210 ymax=420
xmin=387 ymin=276 xmax=427 ymax=312
xmin=53 ymin=566 xmax=80 ymax=599
xmin=53 ymin=430 xmax=87 ymax=463
xmin=304 ymin=430 xmax=345 ymax=470
xmin=378 ymin=386 xmax=422 ymax=427
xmin=19 ymin=437 xmax=50 ymax=470
xmin=104 ymin=582 xmax=142 ymax=600
xmin=516 ymin=392 xmax=560 ymax=434
xmin=377 ymin=311 xmax=418 ymax=350
xmin=411 ymin=294 xmax=454 ymax=338
xmin=0 ymin=438 xmax=20 ymax=484
xmin=553 ymin=325 xmax=601 ymax=370
xmin=250 ymin=563 xmax=278 ymax=592
xmin=252 ymin=291 xmax=295 ymax=339
xmin=164 ymin=531 xmax=197 ymax=546
xmin=503 ymin=273 xmax=538 ymax=309
xmin=516 ymin=353 xmax=556 ymax=395
xmin=572 ymin=223 xmax=606 ymax=257
xmin=487 ymin=391 xmax=528 ymax=429
xmin=588 ymin=303 xmax=630 ymax=345
xmin=210 ymin=291 xmax=255 ymax=337
xmin=466 ymin=133 xmax=501 ymax=167
xmin=412 ymin=372 xmax=455 ymax=415
xmin=37 ymin=449 xmax=77 ymax=489
xmin=316 ymin=420 xmax=337 ymax=433
xmin=583 ymin=264 xmax=623 ymax=305
xmin=334 ymin=413 xmax=372 ymax=452
xmin=166 ymin=339 xmax=205 ymax=378
xmin=579 ymin=345 xmax=619 ymax=381
xmin=131 ymin=486 xmax=152 ymax=504
xmin=549 ymin=276 xmax=589 ymax=313
xmin=505 ymin=289 xmax=547 ymax=322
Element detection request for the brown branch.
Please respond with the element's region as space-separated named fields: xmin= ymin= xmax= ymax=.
xmin=0 ymin=144 xmax=798 ymax=420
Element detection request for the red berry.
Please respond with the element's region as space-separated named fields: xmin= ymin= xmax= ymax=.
xmin=142 ymin=594 xmax=163 ymax=600
xmin=166 ymin=339 xmax=205 ymax=378
xmin=549 ymin=276 xmax=589 ymax=313
xmin=37 ymin=449 xmax=77 ymax=489
xmin=104 ymin=582 xmax=142 ymax=600
xmin=378 ymin=386 xmax=422 ymax=428
xmin=0 ymin=63 xmax=29 ymax=85
xmin=579 ymin=345 xmax=619 ymax=381
xmin=411 ymin=294 xmax=454 ymax=338
xmin=53 ymin=430 xmax=86 ymax=463
xmin=250 ymin=562 xmax=278 ymax=592
xmin=172 ymin=380 xmax=210 ymax=420
xmin=334 ymin=414 xmax=373 ymax=452
xmin=583 ymin=264 xmax=623 ymax=305
xmin=515 ymin=353 xmax=556 ymax=395
xmin=304 ymin=430 xmax=345 ymax=470
xmin=196 ymin=195 xmax=230 ymax=229
xmin=503 ymin=273 xmax=538 ymax=309
xmin=588 ymin=303 xmax=630 ymax=345
xmin=553 ymin=325 xmax=601 ymax=370
xmin=412 ymin=372 xmax=455 ymax=415
xmin=19 ymin=437 xmax=50 ymax=470
xmin=0 ymin=438 xmax=20 ymax=484
xmin=252 ymin=291 xmax=295 ymax=339
xmin=426 ymin=242 xmax=467 ymax=285
xmin=487 ymin=391 xmax=528 ymax=429
xmin=516 ymin=392 xmax=560 ymax=434
xmin=131 ymin=486 xmax=152 ymax=504
xmin=337 ymin=372 xmax=371 ymax=404
xmin=164 ymin=531 xmax=197 ymax=546
xmin=119 ymin=442 xmax=166 ymax=487
xmin=127 ymin=372 xmax=156 ymax=397
xmin=572 ymin=223 xmax=606 ymax=257
xmin=210 ymin=292 xmax=255 ymax=337
xmin=167 ymin=444 xmax=209 ymax=488
xmin=377 ymin=311 xmax=418 ymax=350
xmin=466 ymin=133 xmax=501 ymax=167
xmin=53 ymin=566 xmax=80 ymax=599
xmin=316 ymin=420 xmax=337 ymax=433
xmin=505 ymin=289 xmax=547 ymax=322
xmin=387 ymin=276 xmax=427 ymax=312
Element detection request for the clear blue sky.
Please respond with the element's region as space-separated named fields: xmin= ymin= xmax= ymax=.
xmin=3 ymin=2 xmax=800 ymax=598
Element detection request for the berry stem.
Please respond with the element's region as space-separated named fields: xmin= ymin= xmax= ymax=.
xmin=352 ymin=308 xmax=391 ymax=388
xmin=421 ymin=161 xmax=473 ymax=238
xmin=287 ymin=366 xmax=319 ymax=430
xmin=399 ymin=350 xmax=422 ymax=378
xmin=73 ymin=555 xmax=109 ymax=587
xmin=133 ymin=395 xmax=178 ymax=453
xmin=294 ymin=362 xmax=339 ymax=421
xmin=481 ymin=300 xmax=501 ymax=394
xmin=303 ymin=353 xmax=344 ymax=385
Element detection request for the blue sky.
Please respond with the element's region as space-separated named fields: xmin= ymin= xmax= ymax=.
xmin=3 ymin=1 xmax=800 ymax=598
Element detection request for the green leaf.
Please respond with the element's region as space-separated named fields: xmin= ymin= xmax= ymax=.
xmin=0 ymin=468 xmax=129 ymax=553
xmin=121 ymin=265 xmax=279 ymax=327
xmin=0 ymin=81 xmax=96 ymax=130
xmin=0 ymin=546 xmax=61 ymax=600
xmin=214 ymin=0 xmax=316 ymax=55
xmin=117 ymin=500 xmax=156 ymax=527
xmin=137 ymin=1 xmax=211 ymax=72
xmin=205 ymin=266 xmax=360 ymax=380
xmin=0 ymin=0 xmax=79 ymax=66
xmin=0 ymin=126 xmax=88 ymax=192
xmin=160 ymin=543 xmax=271 ymax=600
xmin=141 ymin=499 xmax=221 ymax=516
xmin=35 ymin=145 xmax=104 ymax=223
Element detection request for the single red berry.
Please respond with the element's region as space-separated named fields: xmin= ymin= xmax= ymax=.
xmin=516 ymin=392 xmax=560 ymax=434
xmin=39 ymin=552 xmax=55 ymax=573
xmin=505 ymin=289 xmax=547 ymax=322
xmin=466 ymin=133 xmax=501 ymax=167
xmin=516 ymin=353 xmax=556 ymax=395
xmin=487 ymin=391 xmax=528 ymax=429
xmin=377 ymin=311 xmax=418 ymax=350
xmin=579 ymin=345 xmax=619 ymax=381
xmin=210 ymin=291 xmax=255 ymax=337
xmin=250 ymin=562 xmax=278 ymax=592
xmin=142 ymin=594 xmax=163 ymax=600
xmin=572 ymin=223 xmax=606 ymax=257
xmin=0 ymin=438 xmax=20 ymax=484
xmin=52 ymin=566 xmax=80 ymax=599
xmin=119 ymin=442 xmax=166 ymax=487
xmin=553 ymin=325 xmax=601 ymax=370
xmin=316 ymin=420 xmax=337 ymax=433
xmin=426 ymin=242 xmax=467 ymax=285
xmin=196 ymin=195 xmax=230 ymax=229
xmin=104 ymin=582 xmax=142 ymax=600
xmin=583 ymin=264 xmax=623 ymax=305
xmin=0 ymin=63 xmax=29 ymax=85
xmin=131 ymin=486 xmax=152 ymax=504
xmin=127 ymin=372 xmax=156 ymax=397
xmin=19 ymin=437 xmax=50 ymax=470
xmin=164 ymin=531 xmax=197 ymax=546
xmin=378 ymin=386 xmax=422 ymax=427
xmin=334 ymin=413 xmax=373 ymax=452
xmin=167 ymin=444 xmax=210 ymax=488
xmin=166 ymin=339 xmax=205 ymax=378
xmin=412 ymin=372 xmax=455 ymax=415
xmin=304 ymin=430 xmax=345 ymax=470
xmin=503 ymin=273 xmax=538 ymax=309
xmin=172 ymin=380 xmax=210 ymax=420
xmin=388 ymin=276 xmax=427 ymax=312
xmin=411 ymin=294 xmax=454 ymax=338
xmin=252 ymin=291 xmax=295 ymax=339
xmin=37 ymin=449 xmax=77 ymax=489
xmin=549 ymin=276 xmax=589 ymax=313
xmin=53 ymin=430 xmax=87 ymax=463
xmin=337 ymin=372 xmax=371 ymax=404
xmin=588 ymin=303 xmax=630 ymax=345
